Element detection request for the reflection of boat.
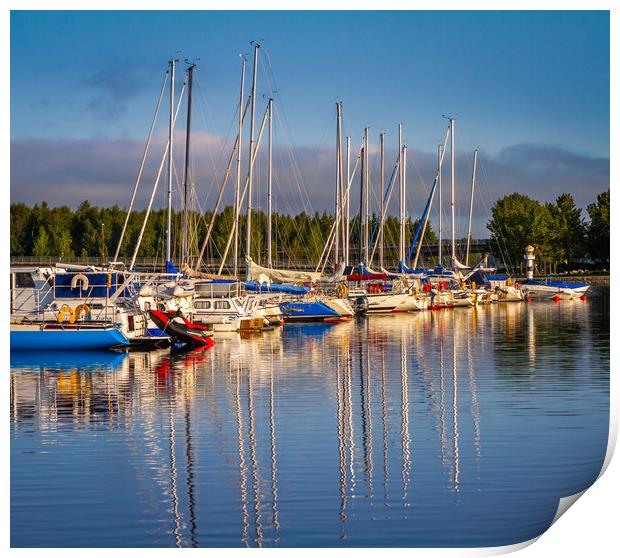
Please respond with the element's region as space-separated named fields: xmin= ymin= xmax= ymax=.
xmin=10 ymin=349 xmax=128 ymax=371
xmin=10 ymin=320 xmax=130 ymax=351
xmin=280 ymin=321 xmax=339 ymax=339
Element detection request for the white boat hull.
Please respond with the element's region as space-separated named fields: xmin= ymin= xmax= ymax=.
xmin=521 ymin=283 xmax=589 ymax=300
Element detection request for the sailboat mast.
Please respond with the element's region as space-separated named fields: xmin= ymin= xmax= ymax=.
xmin=233 ymin=55 xmax=246 ymax=277
xmin=438 ymin=143 xmax=443 ymax=267
xmin=358 ymin=143 xmax=364 ymax=265
xmin=181 ymin=62 xmax=195 ymax=267
xmin=245 ymin=42 xmax=260 ymax=276
xmin=334 ymin=102 xmax=341 ymax=266
xmin=363 ymin=127 xmax=370 ymax=265
xmin=166 ymin=57 xmax=177 ymax=266
xmin=450 ymin=117 xmax=456 ymax=265
xmin=267 ymin=97 xmax=274 ymax=268
xmin=398 ymin=123 xmax=404 ymax=264
xmin=338 ymin=101 xmax=345 ymax=265
xmin=466 ymin=149 xmax=478 ymax=267
xmin=379 ymin=132 xmax=385 ymax=269
xmin=345 ymin=135 xmax=351 ymax=265
xmin=402 ymin=143 xmax=407 ymax=266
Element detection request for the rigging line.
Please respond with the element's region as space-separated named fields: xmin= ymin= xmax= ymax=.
xmin=195 ymin=95 xmax=251 ymax=269
xmin=477 ymin=156 xmax=515 ymax=273
xmin=188 ymin=193 xmax=227 ymax=266
xmin=258 ymin=62 xmax=327 ymax=264
xmin=130 ymin=84 xmax=186 ymax=269
xmin=408 ymin=154 xmax=433 ymax=235
xmin=171 ymin=156 xmax=185 ymax=261
xmin=273 ymin=108 xmax=330 ymax=257
xmin=317 ymin=146 xmax=362 ymax=271
xmin=194 ymin=73 xmax=238 ymax=207
xmin=271 ymin=166 xmax=322 ymax=266
xmin=270 ymin=89 xmax=329 ymax=220
xmin=273 ymin=107 xmax=321 ymax=215
xmin=192 ymin=73 xmax=228 ymax=193
xmin=453 ymin=146 xmax=482 ymax=263
xmin=369 ymin=157 xmax=400 ymax=263
xmin=114 ymin=66 xmax=169 ymax=264
xmin=409 ymin=145 xmax=446 ymax=252
xmin=272 ymin=185 xmax=319 ymax=268
xmin=407 ymin=123 xmax=451 ymax=267
xmin=316 ymin=147 xmax=362 ymax=272
xmin=216 ymin=102 xmax=270 ymax=274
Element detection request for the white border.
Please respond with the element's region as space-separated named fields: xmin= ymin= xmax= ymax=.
xmin=2 ymin=2 xmax=616 ymax=556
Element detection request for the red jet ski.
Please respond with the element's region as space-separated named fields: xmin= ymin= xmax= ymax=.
xmin=149 ymin=310 xmax=215 ymax=349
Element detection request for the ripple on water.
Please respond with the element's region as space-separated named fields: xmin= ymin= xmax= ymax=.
xmin=10 ymin=292 xmax=609 ymax=547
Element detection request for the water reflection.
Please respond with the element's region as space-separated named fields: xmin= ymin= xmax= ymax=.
xmin=10 ymin=295 xmax=609 ymax=548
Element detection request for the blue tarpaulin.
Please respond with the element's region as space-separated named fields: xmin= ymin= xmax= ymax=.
xmin=165 ymin=261 xmax=179 ymax=274
xmin=244 ymin=281 xmax=310 ymax=295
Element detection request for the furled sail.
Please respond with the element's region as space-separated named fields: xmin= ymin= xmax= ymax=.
xmin=181 ymin=264 xmax=238 ymax=281
xmin=451 ymin=255 xmax=471 ymax=270
xmin=317 ymin=263 xmax=346 ymax=284
xmin=246 ymin=257 xmax=323 ymax=283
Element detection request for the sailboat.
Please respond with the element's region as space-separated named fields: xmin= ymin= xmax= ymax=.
xmin=10 ymin=265 xmax=140 ymax=350
xmin=342 ymin=124 xmax=430 ymax=314
xmin=239 ymin=97 xmax=354 ymax=322
xmin=520 ymin=277 xmax=590 ymax=300
xmin=120 ymin=55 xmax=273 ymax=334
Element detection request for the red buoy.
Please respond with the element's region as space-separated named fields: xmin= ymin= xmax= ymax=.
xmin=553 ymin=295 xmax=561 ymax=302
xmin=580 ymin=294 xmax=588 ymax=301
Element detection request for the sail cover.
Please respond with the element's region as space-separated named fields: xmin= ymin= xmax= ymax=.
xmin=246 ymin=257 xmax=323 ymax=284
xmin=451 ymin=255 xmax=471 ymax=270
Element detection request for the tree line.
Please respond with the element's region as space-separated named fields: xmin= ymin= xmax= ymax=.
xmin=10 ymin=190 xmax=608 ymax=272
xmin=9 ymin=200 xmax=434 ymax=268
xmin=486 ymin=190 xmax=609 ymax=272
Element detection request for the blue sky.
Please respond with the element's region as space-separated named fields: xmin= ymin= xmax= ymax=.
xmin=10 ymin=10 xmax=610 ymax=236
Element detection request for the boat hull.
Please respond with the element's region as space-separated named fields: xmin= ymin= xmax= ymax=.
xmin=347 ymin=292 xmax=428 ymax=314
xmin=521 ymin=281 xmax=590 ymax=300
xmin=322 ymin=297 xmax=356 ymax=319
xmin=10 ymin=325 xmax=129 ymax=351
xmin=280 ymin=301 xmax=342 ymax=322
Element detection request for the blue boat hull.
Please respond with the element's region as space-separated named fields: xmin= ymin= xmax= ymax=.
xmin=280 ymin=301 xmax=341 ymax=322
xmin=10 ymin=328 xmax=130 ymax=351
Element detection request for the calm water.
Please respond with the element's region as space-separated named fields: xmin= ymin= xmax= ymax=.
xmin=10 ymin=291 xmax=610 ymax=548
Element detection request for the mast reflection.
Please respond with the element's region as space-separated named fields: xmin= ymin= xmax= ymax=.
xmin=9 ymin=305 xmax=506 ymax=546
xmin=400 ymin=326 xmax=411 ymax=500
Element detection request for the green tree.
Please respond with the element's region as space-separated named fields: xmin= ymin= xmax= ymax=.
xmin=586 ymin=189 xmax=610 ymax=265
xmin=55 ymin=229 xmax=75 ymax=260
xmin=32 ymin=227 xmax=50 ymax=257
xmin=549 ymin=193 xmax=586 ymax=264
xmin=487 ymin=193 xmax=544 ymax=268
xmin=10 ymin=203 xmax=31 ymax=255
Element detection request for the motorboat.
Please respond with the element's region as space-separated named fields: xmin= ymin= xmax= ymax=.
xmin=149 ymin=310 xmax=215 ymax=349
xmin=520 ymin=278 xmax=590 ymax=300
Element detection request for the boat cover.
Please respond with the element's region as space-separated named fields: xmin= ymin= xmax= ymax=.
xmin=246 ymin=257 xmax=322 ymax=283
xmin=244 ymin=281 xmax=310 ymax=295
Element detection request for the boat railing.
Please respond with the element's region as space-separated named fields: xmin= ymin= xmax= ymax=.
xmin=10 ymin=272 xmax=53 ymax=316
xmin=194 ymin=281 xmax=240 ymax=299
